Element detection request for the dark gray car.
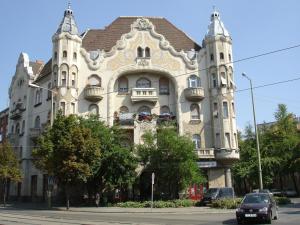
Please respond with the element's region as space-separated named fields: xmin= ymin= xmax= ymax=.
xmin=201 ymin=187 xmax=234 ymax=205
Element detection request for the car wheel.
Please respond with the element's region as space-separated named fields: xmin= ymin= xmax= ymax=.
xmin=236 ymin=219 xmax=243 ymax=224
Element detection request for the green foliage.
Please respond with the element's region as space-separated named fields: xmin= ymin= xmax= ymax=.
xmin=274 ymin=196 xmax=291 ymax=205
xmin=32 ymin=113 xmax=101 ymax=186
xmin=137 ymin=129 xmax=205 ymax=199
xmin=80 ymin=115 xmax=138 ymax=193
xmin=0 ymin=141 xmax=22 ymax=182
xmin=233 ymin=104 xmax=300 ymax=193
xmin=210 ymin=198 xmax=242 ymax=209
xmin=115 ymin=199 xmax=195 ymax=208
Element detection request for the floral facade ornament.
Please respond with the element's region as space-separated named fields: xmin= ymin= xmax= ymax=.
xmin=135 ymin=18 xmax=152 ymax=30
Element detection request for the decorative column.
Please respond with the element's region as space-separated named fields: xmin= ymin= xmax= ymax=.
xmin=225 ymin=168 xmax=232 ymax=187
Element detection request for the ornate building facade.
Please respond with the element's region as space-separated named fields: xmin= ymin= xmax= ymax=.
xmin=7 ymin=6 xmax=239 ymax=200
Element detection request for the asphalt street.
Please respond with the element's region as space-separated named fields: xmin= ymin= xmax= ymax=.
xmin=0 ymin=200 xmax=299 ymax=225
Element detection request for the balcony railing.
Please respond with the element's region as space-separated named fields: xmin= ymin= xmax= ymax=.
xmin=84 ymin=85 xmax=103 ymax=102
xmin=131 ymin=88 xmax=158 ymax=103
xmin=215 ymin=148 xmax=240 ymax=161
xmin=184 ymin=87 xmax=205 ymax=101
xmin=29 ymin=128 xmax=42 ymax=140
xmin=195 ymin=148 xmax=215 ymax=159
xmin=10 ymin=103 xmax=26 ymax=120
xmin=114 ymin=113 xmax=135 ymax=126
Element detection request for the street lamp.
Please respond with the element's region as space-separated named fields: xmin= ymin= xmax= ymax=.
xmin=242 ymin=73 xmax=263 ymax=190
xmin=28 ymin=83 xmax=57 ymax=126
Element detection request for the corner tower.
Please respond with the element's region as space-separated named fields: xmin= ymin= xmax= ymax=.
xmin=51 ymin=4 xmax=82 ymax=116
xmin=204 ymin=10 xmax=239 ymax=187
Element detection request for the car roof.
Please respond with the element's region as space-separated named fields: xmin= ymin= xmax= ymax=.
xmin=246 ymin=193 xmax=270 ymax=196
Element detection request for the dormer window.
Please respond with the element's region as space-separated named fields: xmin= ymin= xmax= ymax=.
xmin=145 ymin=47 xmax=150 ymax=58
xmin=137 ymin=47 xmax=151 ymax=58
xmin=137 ymin=47 xmax=144 ymax=58
xmin=63 ymin=51 xmax=67 ymax=58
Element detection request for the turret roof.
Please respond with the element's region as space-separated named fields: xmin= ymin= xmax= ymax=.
xmin=56 ymin=4 xmax=78 ymax=35
xmin=206 ymin=10 xmax=230 ymax=38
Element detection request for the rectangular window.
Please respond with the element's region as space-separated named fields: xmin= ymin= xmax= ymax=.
xmin=223 ymin=102 xmax=229 ymax=118
xmin=60 ymin=102 xmax=66 ymax=115
xmin=234 ymin=133 xmax=238 ymax=148
xmin=71 ymin=73 xmax=76 ymax=87
xmin=215 ymin=133 xmax=220 ymax=148
xmin=213 ymin=102 xmax=218 ymax=117
xmin=212 ymin=74 xmax=217 ymax=88
xmin=71 ymin=103 xmax=75 ymax=114
xmin=61 ymin=71 xmax=67 ymax=87
xmin=225 ymin=133 xmax=231 ymax=149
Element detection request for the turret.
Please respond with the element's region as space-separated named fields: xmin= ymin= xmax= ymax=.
xmin=204 ymin=9 xmax=238 ymax=156
xmin=51 ymin=4 xmax=81 ymax=116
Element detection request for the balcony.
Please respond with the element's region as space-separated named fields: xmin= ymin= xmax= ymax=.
xmin=84 ymin=86 xmax=103 ymax=102
xmin=184 ymin=87 xmax=205 ymax=101
xmin=114 ymin=113 xmax=135 ymax=126
xmin=195 ymin=148 xmax=215 ymax=159
xmin=7 ymin=133 xmax=19 ymax=144
xmin=215 ymin=148 xmax=240 ymax=161
xmin=10 ymin=103 xmax=26 ymax=120
xmin=156 ymin=114 xmax=177 ymax=127
xmin=131 ymin=88 xmax=158 ymax=103
xmin=29 ymin=128 xmax=42 ymax=140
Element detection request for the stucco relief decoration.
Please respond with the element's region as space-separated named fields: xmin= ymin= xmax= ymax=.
xmin=137 ymin=58 xmax=149 ymax=66
xmin=135 ymin=18 xmax=152 ymax=30
xmin=80 ymin=49 xmax=104 ymax=70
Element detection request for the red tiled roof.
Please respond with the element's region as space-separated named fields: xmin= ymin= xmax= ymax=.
xmin=82 ymin=17 xmax=201 ymax=52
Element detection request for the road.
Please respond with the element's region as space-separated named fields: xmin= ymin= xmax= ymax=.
xmin=0 ymin=201 xmax=299 ymax=225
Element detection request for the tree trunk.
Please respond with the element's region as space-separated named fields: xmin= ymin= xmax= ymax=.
xmin=65 ymin=184 xmax=70 ymax=210
xmin=291 ymin=172 xmax=299 ymax=195
xmin=279 ymin=173 xmax=283 ymax=190
xmin=3 ymin=178 xmax=7 ymax=207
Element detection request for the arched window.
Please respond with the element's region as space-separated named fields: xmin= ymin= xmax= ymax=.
xmin=118 ymin=77 xmax=128 ymax=93
xmin=188 ymin=75 xmax=201 ymax=88
xmin=71 ymin=72 xmax=76 ymax=87
xmin=137 ymin=47 xmax=144 ymax=58
xmin=190 ymin=104 xmax=200 ymax=120
xmin=34 ymin=116 xmax=40 ymax=128
xmin=88 ymin=75 xmax=101 ymax=87
xmin=60 ymin=102 xmax=66 ymax=115
xmin=160 ymin=105 xmax=170 ymax=115
xmin=145 ymin=47 xmax=150 ymax=57
xmin=136 ymin=78 xmax=151 ymax=88
xmin=39 ymin=88 xmax=43 ymax=103
xmin=138 ymin=106 xmax=151 ymax=114
xmin=89 ymin=104 xmax=99 ymax=115
xmin=16 ymin=123 xmax=20 ymax=134
xmin=54 ymin=52 xmax=57 ymax=60
xmin=63 ymin=51 xmax=67 ymax=58
xmin=220 ymin=52 xmax=224 ymax=60
xmin=35 ymin=89 xmax=40 ymax=104
xmin=192 ymin=134 xmax=201 ymax=149
xmin=73 ymin=52 xmax=77 ymax=60
xmin=119 ymin=106 xmax=129 ymax=114
xmin=21 ymin=120 xmax=25 ymax=133
xmin=11 ymin=125 xmax=14 ymax=134
xmin=159 ymin=77 xmax=169 ymax=94
xmin=210 ymin=54 xmax=214 ymax=61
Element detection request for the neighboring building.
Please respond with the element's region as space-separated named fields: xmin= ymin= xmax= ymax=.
xmin=257 ymin=116 xmax=300 ymax=131
xmin=0 ymin=108 xmax=9 ymax=143
xmin=7 ymin=6 xmax=239 ymax=200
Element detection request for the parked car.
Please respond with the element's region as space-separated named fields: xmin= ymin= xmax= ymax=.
xmin=270 ymin=189 xmax=284 ymax=197
xmin=253 ymin=189 xmax=273 ymax=195
xmin=201 ymin=187 xmax=234 ymax=205
xmin=236 ymin=193 xmax=278 ymax=224
xmin=283 ymin=189 xmax=298 ymax=197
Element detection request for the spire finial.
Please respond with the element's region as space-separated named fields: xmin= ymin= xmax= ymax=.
xmin=213 ymin=5 xmax=216 ymax=11
xmin=68 ymin=1 xmax=71 ymax=10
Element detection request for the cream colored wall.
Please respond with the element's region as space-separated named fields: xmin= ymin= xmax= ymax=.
xmin=208 ymin=168 xmax=225 ymax=187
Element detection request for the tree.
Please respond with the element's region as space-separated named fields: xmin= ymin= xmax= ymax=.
xmin=137 ymin=129 xmax=205 ymax=199
xmin=80 ymin=116 xmax=137 ymax=200
xmin=0 ymin=141 xmax=22 ymax=207
xmin=32 ymin=113 xmax=101 ymax=209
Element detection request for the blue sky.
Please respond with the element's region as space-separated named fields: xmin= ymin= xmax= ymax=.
xmin=1 ymin=0 xmax=299 ymax=131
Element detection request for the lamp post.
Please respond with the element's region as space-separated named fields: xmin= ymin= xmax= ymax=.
xmin=28 ymin=83 xmax=57 ymax=126
xmin=242 ymin=73 xmax=263 ymax=190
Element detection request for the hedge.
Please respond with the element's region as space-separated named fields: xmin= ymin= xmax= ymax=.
xmin=210 ymin=198 xmax=242 ymax=209
xmin=274 ymin=196 xmax=291 ymax=205
xmin=115 ymin=199 xmax=196 ymax=208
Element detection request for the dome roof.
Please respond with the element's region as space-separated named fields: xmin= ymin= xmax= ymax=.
xmin=56 ymin=4 xmax=79 ymax=35
xmin=206 ymin=10 xmax=230 ymax=38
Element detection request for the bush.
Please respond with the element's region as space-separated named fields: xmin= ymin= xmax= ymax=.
xmin=210 ymin=198 xmax=242 ymax=209
xmin=115 ymin=199 xmax=195 ymax=208
xmin=274 ymin=196 xmax=291 ymax=205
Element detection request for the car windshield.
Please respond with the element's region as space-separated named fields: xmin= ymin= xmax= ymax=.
xmin=205 ymin=188 xmax=219 ymax=197
xmin=243 ymin=195 xmax=270 ymax=204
